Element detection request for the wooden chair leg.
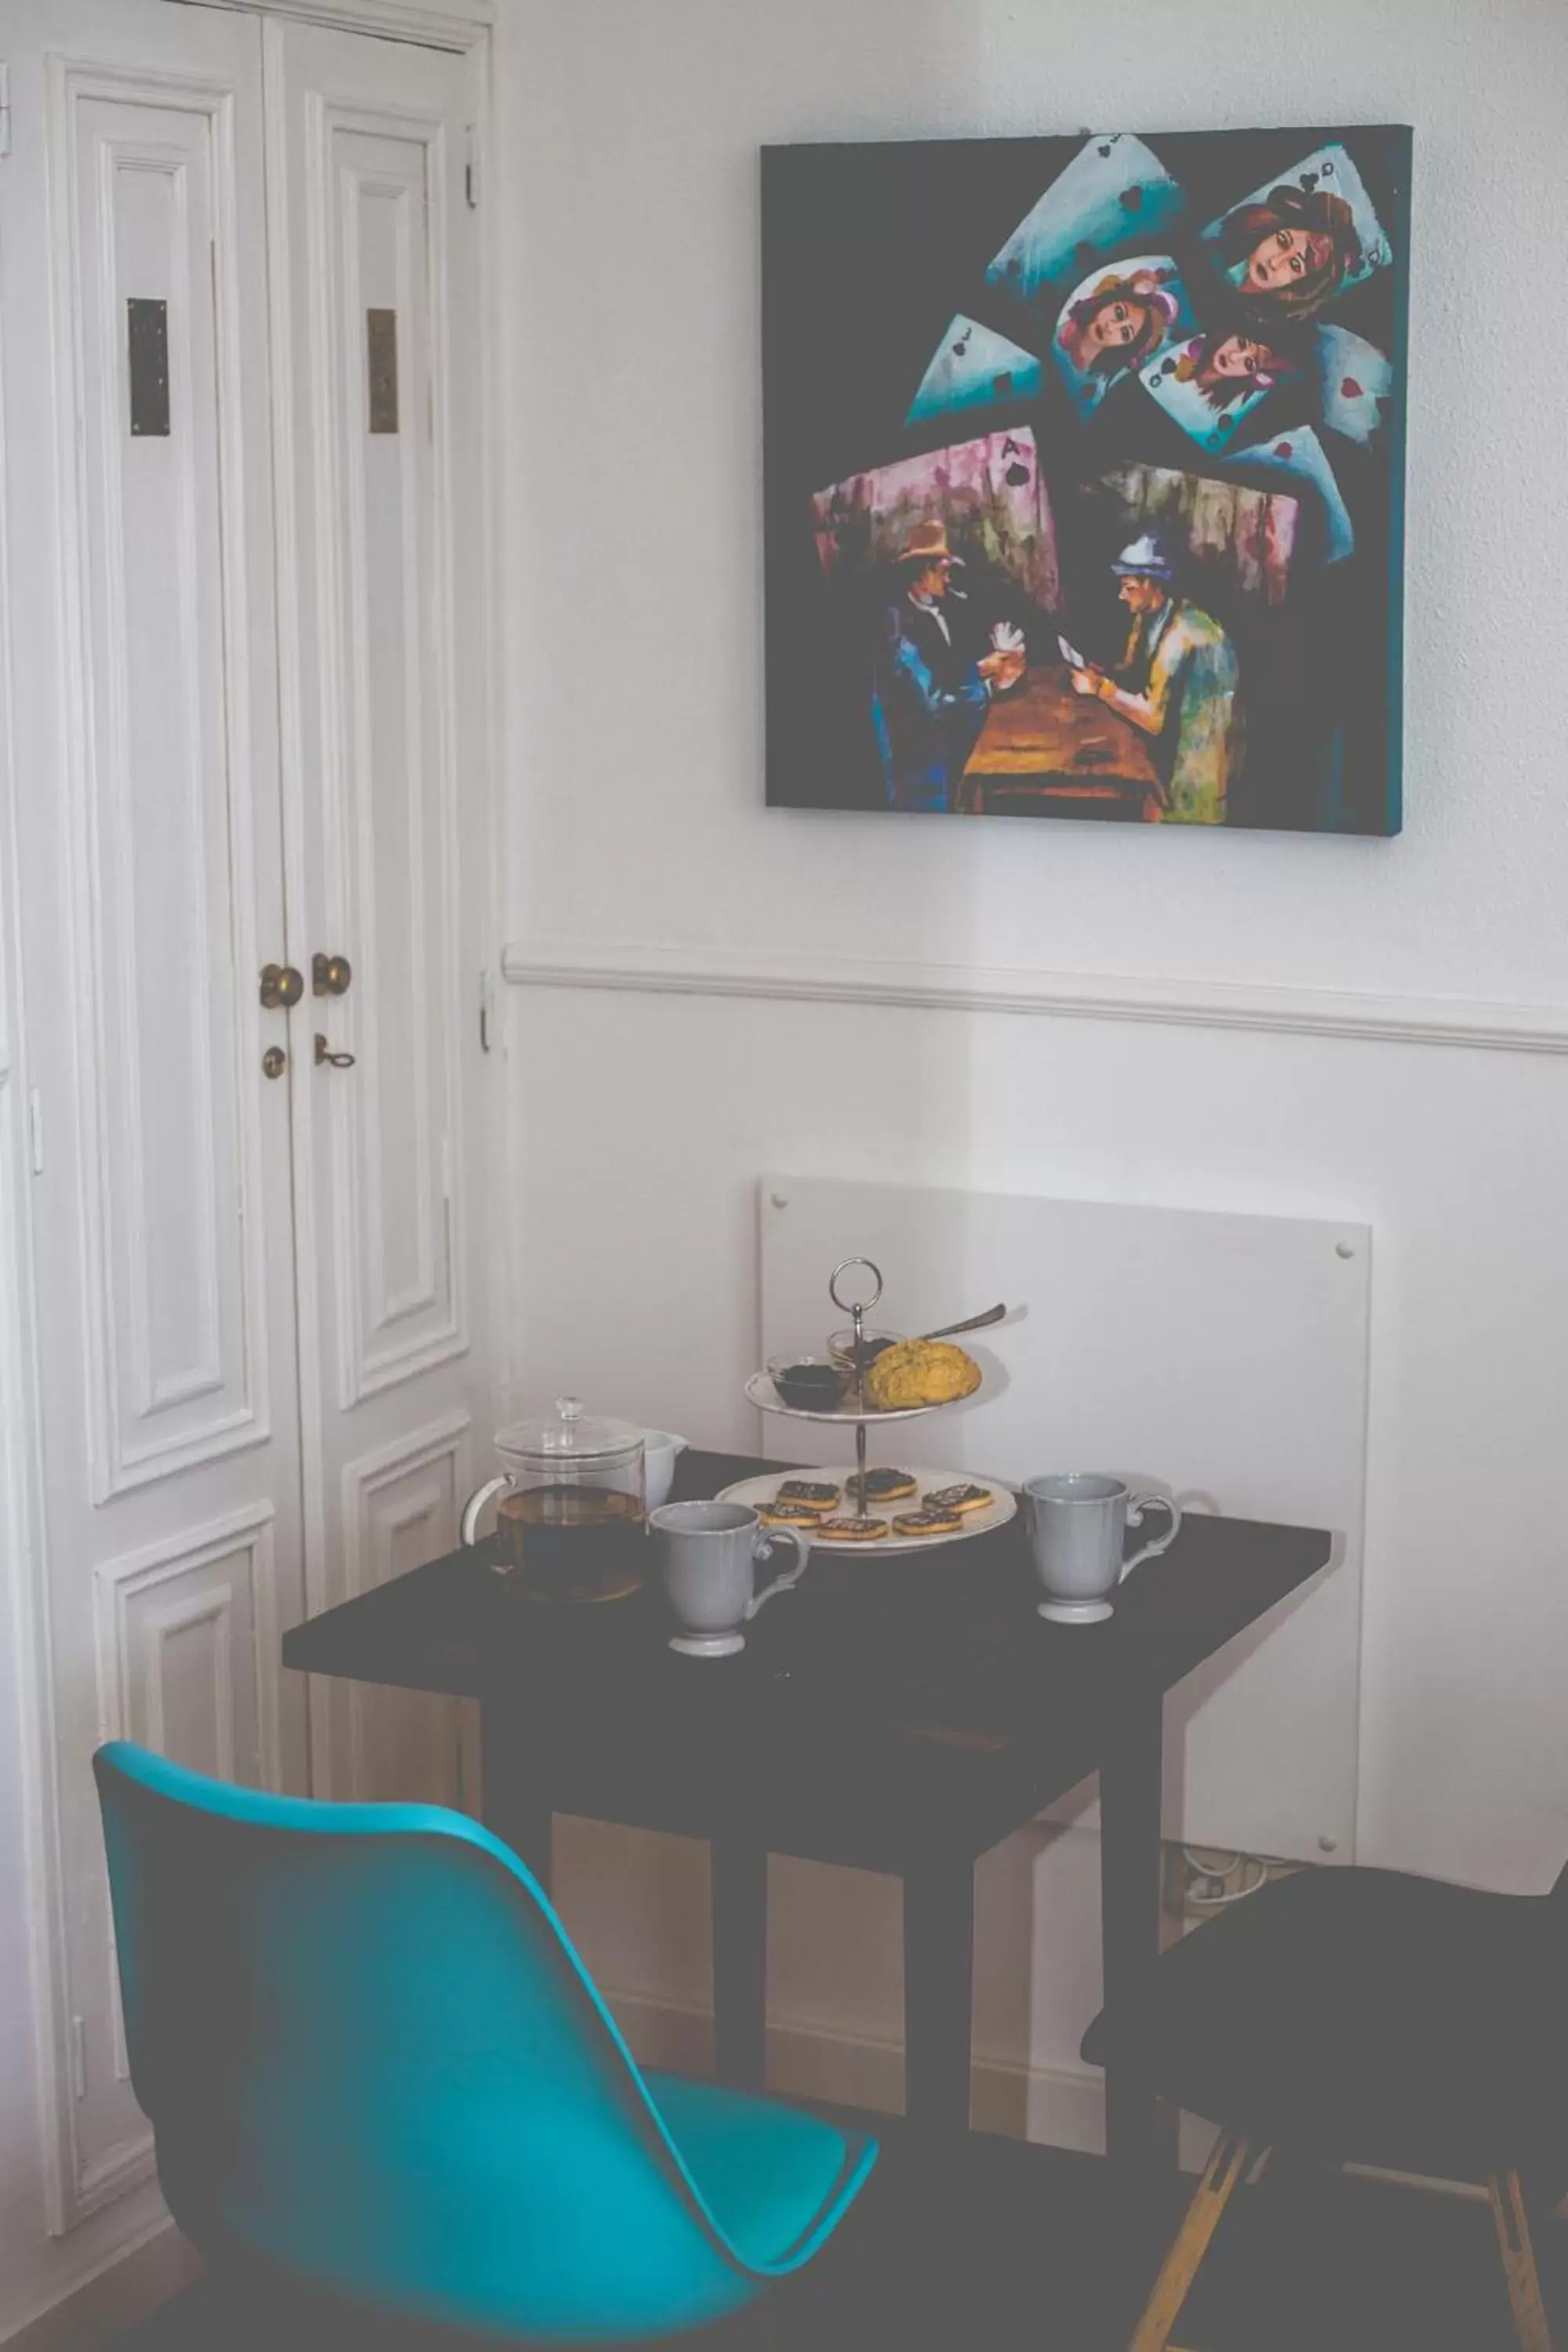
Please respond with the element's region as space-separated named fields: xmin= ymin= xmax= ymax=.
xmin=1127 ymin=2127 xmax=1262 ymax=2352
xmin=1489 ymin=2169 xmax=1554 ymax=2352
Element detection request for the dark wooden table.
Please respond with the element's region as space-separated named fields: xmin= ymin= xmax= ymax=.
xmin=960 ymin=659 xmax=1159 ymax=818
xmin=283 ymin=1449 xmax=1331 ymax=2184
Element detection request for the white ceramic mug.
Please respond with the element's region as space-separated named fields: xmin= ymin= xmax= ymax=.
xmin=650 ymin=1500 xmax=808 ymax=1657
xmin=639 ymin=1432 xmax=688 ymax=1514
xmin=1023 ymin=1472 xmax=1181 ymax=1624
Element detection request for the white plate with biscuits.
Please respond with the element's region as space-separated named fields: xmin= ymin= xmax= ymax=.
xmin=715 ymin=1467 xmax=1017 ymax=1555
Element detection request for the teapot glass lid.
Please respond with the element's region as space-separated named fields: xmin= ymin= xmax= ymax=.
xmin=495 ymin=1395 xmax=644 ymax=1465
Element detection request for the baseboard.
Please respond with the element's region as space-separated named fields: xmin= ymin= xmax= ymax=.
xmin=605 ymin=1980 xmax=1111 ymax=2153
xmin=604 ymin=1984 xmax=1515 ymax=2209
xmin=2 ymin=2219 xmax=201 ymax=2352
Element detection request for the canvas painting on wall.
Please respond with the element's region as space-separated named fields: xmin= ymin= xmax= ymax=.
xmin=762 ymin=127 xmax=1410 ymax=833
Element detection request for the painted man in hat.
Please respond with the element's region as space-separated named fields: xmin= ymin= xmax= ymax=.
xmin=1070 ymin=534 xmax=1240 ymax=824
xmin=873 ymin=520 xmax=1025 ymax=813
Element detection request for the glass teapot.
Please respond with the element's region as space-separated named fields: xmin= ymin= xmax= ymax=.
xmin=460 ymin=1396 xmax=647 ymax=1604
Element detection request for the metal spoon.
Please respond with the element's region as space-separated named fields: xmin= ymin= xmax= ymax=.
xmin=913 ymin=1303 xmax=1008 ymax=1343
xmin=829 ymin=1303 xmax=1009 ymax=1370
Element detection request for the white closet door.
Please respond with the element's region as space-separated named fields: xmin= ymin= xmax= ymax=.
xmin=2 ymin=0 xmax=305 ymax=2227
xmin=265 ymin=17 xmax=492 ymax=1804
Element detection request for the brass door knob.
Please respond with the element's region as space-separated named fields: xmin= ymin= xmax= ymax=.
xmin=313 ymin=952 xmax=353 ymax=996
xmin=260 ymin=962 xmax=305 ymax=1010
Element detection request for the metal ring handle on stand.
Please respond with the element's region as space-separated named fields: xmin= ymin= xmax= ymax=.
xmin=829 ymin=1260 xmax=884 ymax=1516
xmin=828 ymin=1257 xmax=884 ymax=1320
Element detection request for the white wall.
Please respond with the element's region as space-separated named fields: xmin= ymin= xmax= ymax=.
xmin=499 ymin=0 xmax=1566 ymax=1005
xmin=494 ymin=0 xmax=1568 ymax=2133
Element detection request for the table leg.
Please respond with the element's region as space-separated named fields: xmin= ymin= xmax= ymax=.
xmin=711 ymin=1836 xmax=768 ymax=2090
xmin=1098 ymin=1680 xmax=1177 ymax=2184
xmin=902 ymin=1857 xmax=975 ymax=2139
xmin=479 ymin=1699 xmax=552 ymax=1891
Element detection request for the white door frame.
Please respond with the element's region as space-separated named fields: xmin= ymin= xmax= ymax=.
xmin=179 ymin=0 xmax=493 ymax=53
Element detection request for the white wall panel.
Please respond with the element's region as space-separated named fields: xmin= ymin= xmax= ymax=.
xmin=760 ymin=1176 xmax=1368 ymax=1863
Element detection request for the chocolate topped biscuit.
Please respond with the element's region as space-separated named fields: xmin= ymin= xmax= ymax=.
xmin=758 ymin=1501 xmax=822 ymax=1529
xmin=776 ymin=1479 xmax=840 ymax=1513
xmin=816 ymin=1515 xmax=891 ymax=1542
xmin=921 ymin=1483 xmax=993 ymax=1516
xmin=846 ymin=1467 xmax=917 ymax=1503
xmin=891 ymin=1507 xmax=963 ymax=1537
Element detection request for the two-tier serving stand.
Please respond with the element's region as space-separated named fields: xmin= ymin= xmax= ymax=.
xmin=728 ymin=1258 xmax=1016 ymax=1555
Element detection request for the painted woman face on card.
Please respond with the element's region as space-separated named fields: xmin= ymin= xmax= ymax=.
xmin=1051 ymin=256 xmax=1192 ymax=415
xmin=1200 ymin=142 xmax=1392 ymax=325
xmin=1244 ymin=224 xmax=1338 ymax=295
xmin=1141 ymin=331 xmax=1290 ymax=453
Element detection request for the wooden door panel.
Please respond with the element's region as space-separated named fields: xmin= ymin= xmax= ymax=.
xmin=302 ymin=102 xmax=465 ymax=1407
xmin=3 ymin=0 xmax=305 ymax=2231
xmin=60 ymin=70 xmax=272 ymax=1498
xmin=268 ymin=19 xmax=490 ymax=1807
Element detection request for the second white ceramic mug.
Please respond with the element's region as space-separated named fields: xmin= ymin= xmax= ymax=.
xmin=1023 ymin=1472 xmax=1181 ymax=1624
xmin=650 ymin=1500 xmax=809 ymax=1657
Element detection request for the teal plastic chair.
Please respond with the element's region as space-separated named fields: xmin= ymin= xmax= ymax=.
xmin=93 ymin=1744 xmax=876 ymax=2343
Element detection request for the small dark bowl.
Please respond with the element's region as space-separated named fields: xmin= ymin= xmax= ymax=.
xmin=768 ymin=1356 xmax=849 ymax=1412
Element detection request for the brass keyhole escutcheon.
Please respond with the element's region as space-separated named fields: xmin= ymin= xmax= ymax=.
xmin=262 ymin=1046 xmax=287 ymax=1079
xmin=260 ymin=962 xmax=305 ymax=1010
xmin=313 ymin=952 xmax=353 ymax=996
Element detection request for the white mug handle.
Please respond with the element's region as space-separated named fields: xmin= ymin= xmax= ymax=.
xmin=1120 ymin=1492 xmax=1181 ymax=1581
xmin=745 ymin=1526 xmax=810 ymax=1618
xmin=460 ymin=1475 xmax=510 ymax=1548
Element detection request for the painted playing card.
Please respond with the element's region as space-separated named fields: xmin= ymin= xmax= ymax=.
xmin=986 ymin=133 xmax=1185 ymax=306
xmin=1316 ymin=325 xmax=1394 ymax=448
xmin=1141 ymin=328 xmax=1295 ymax=454
xmin=906 ymin=314 xmax=1043 ymax=427
xmin=1233 ymin=426 xmax=1355 ymax=564
xmin=808 ymin=427 xmax=1060 ymax=612
xmin=1200 ymin=142 xmax=1392 ymax=323
xmin=1051 ymin=255 xmax=1194 ymax=416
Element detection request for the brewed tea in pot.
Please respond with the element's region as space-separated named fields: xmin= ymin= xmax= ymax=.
xmin=460 ymin=1397 xmax=646 ymax=1603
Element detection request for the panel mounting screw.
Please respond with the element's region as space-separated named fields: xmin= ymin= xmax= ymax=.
xmin=1334 ymin=1243 xmax=1355 ymax=1260
xmin=1318 ymin=1834 xmax=1339 ymax=1853
xmin=770 ymin=1192 xmax=789 ymax=1210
